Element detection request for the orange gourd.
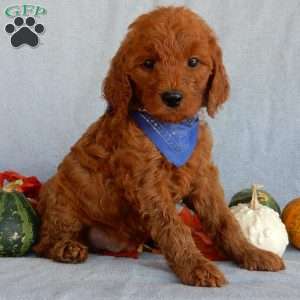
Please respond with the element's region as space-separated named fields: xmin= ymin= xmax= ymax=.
xmin=282 ymin=198 xmax=300 ymax=249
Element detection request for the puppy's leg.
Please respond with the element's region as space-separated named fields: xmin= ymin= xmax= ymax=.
xmin=33 ymin=188 xmax=88 ymax=263
xmin=190 ymin=163 xmax=285 ymax=271
xmin=134 ymin=184 xmax=227 ymax=287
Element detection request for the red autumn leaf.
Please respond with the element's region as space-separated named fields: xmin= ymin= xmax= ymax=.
xmin=100 ymin=249 xmax=139 ymax=259
xmin=0 ymin=170 xmax=42 ymax=208
xmin=19 ymin=176 xmax=42 ymax=199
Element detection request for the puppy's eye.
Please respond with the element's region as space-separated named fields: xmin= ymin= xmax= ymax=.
xmin=188 ymin=57 xmax=200 ymax=68
xmin=142 ymin=59 xmax=155 ymax=69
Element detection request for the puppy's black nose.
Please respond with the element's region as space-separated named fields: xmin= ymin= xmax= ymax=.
xmin=161 ymin=90 xmax=183 ymax=107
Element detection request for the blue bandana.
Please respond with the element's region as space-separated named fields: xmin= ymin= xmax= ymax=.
xmin=131 ymin=111 xmax=200 ymax=167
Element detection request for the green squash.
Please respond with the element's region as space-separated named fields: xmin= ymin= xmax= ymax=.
xmin=229 ymin=188 xmax=281 ymax=215
xmin=0 ymin=190 xmax=39 ymax=256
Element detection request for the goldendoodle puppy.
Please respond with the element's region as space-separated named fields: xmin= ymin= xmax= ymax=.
xmin=33 ymin=6 xmax=284 ymax=287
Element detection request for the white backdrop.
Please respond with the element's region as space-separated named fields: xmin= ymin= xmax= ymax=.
xmin=0 ymin=0 xmax=299 ymax=207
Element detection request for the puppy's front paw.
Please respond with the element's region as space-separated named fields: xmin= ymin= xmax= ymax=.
xmin=239 ymin=248 xmax=285 ymax=271
xmin=174 ymin=257 xmax=228 ymax=287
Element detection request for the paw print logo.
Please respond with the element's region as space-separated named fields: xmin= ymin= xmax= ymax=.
xmin=5 ymin=17 xmax=44 ymax=47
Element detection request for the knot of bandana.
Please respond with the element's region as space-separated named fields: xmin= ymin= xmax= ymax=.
xmin=131 ymin=111 xmax=200 ymax=167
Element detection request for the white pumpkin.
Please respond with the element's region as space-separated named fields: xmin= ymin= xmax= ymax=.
xmin=230 ymin=184 xmax=289 ymax=257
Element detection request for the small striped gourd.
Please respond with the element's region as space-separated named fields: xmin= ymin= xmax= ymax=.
xmin=229 ymin=188 xmax=281 ymax=215
xmin=0 ymin=190 xmax=39 ymax=256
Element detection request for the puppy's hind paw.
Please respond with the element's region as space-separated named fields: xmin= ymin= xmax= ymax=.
xmin=50 ymin=240 xmax=88 ymax=263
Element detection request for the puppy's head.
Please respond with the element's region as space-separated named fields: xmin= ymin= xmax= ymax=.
xmin=103 ymin=6 xmax=229 ymax=121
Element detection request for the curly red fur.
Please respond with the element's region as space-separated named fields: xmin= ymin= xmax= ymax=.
xmin=33 ymin=6 xmax=284 ymax=287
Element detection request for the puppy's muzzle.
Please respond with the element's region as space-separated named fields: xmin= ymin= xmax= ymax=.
xmin=161 ymin=90 xmax=183 ymax=108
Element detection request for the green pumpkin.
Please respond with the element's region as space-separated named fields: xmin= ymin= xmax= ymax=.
xmin=0 ymin=190 xmax=39 ymax=256
xmin=229 ymin=188 xmax=281 ymax=215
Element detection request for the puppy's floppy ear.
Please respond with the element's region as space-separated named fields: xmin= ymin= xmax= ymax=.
xmin=102 ymin=45 xmax=132 ymax=116
xmin=204 ymin=39 xmax=230 ymax=118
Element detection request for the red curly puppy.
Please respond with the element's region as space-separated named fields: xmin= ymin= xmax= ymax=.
xmin=33 ymin=6 xmax=284 ymax=286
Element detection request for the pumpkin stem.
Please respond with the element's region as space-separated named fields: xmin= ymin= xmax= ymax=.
xmin=250 ymin=184 xmax=264 ymax=209
xmin=2 ymin=179 xmax=23 ymax=193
